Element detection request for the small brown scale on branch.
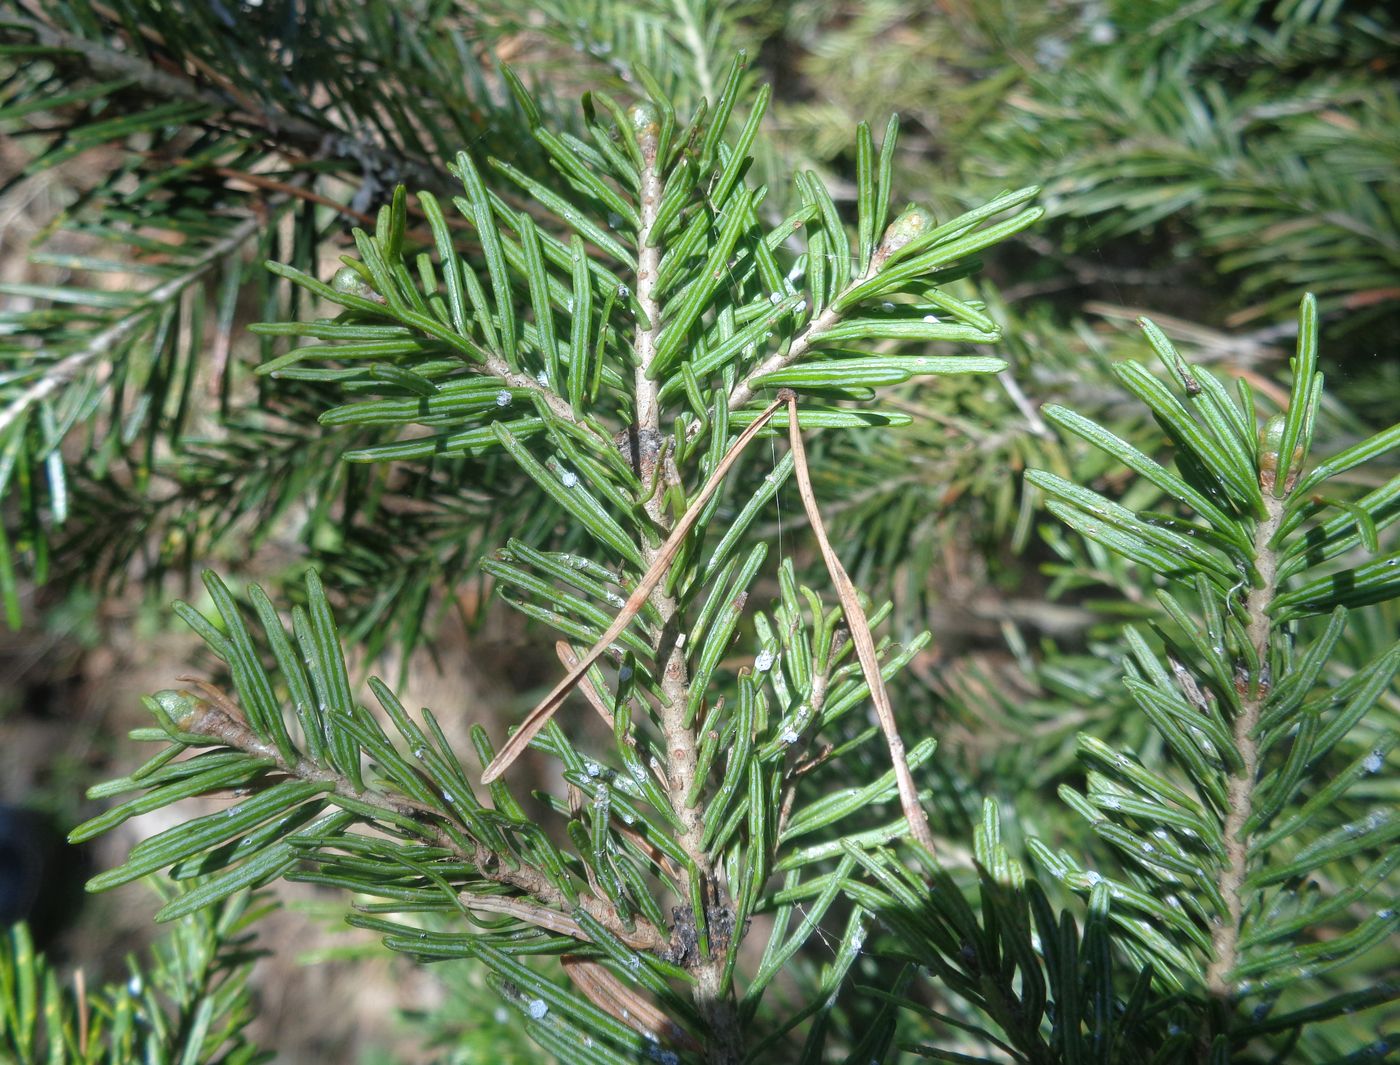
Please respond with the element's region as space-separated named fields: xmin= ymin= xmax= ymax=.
xmin=661 ymin=903 xmax=744 ymax=969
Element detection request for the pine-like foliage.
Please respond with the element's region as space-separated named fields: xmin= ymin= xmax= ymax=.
xmin=61 ymin=57 xmax=1049 ymax=1064
xmin=860 ymin=297 xmax=1400 ymax=1063
xmin=761 ymin=0 xmax=1400 ymax=619
xmin=4 ymin=3 xmax=1399 ymax=1063
xmin=1 ymin=889 xmax=267 ymax=1063
xmin=0 ymin=0 xmax=556 ymax=650
xmin=778 ymin=0 xmax=1400 ymax=340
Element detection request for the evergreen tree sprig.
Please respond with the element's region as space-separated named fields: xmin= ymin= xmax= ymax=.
xmin=1020 ymin=295 xmax=1400 ymax=1058
xmin=0 ymin=888 xmax=269 ymax=1064
xmin=72 ymin=57 xmax=1040 ymax=1064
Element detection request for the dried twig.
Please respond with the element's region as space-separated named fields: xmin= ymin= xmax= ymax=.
xmin=459 ymin=895 xmax=652 ymax=950
xmin=74 ymin=969 xmax=88 ymax=1057
xmin=555 ymin=641 xmax=616 ymax=728
xmin=561 ymin=956 xmax=702 ymax=1050
xmin=782 ymin=392 xmax=937 ymax=857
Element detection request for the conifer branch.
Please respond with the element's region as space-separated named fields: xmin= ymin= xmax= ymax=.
xmin=725 ymin=301 xmax=841 ymax=413
xmin=178 ymin=685 xmax=667 ymax=953
xmin=632 ymin=113 xmax=743 ymax=1060
xmin=672 ymin=0 xmax=719 ymax=103
xmin=478 ymin=393 xmax=786 ymax=783
xmin=13 ymin=5 xmax=1397 ymax=1058
xmin=487 ymin=354 xmax=596 ymax=430
xmin=8 ymin=8 xmax=246 ymax=120
xmin=633 ymin=115 xmax=667 ymax=446
xmin=0 ymin=211 xmax=269 ymax=436
xmin=1206 ymin=472 xmax=1287 ymax=999
xmin=4 ymin=6 xmax=442 ymax=190
xmin=725 ymin=229 xmax=898 ymax=412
